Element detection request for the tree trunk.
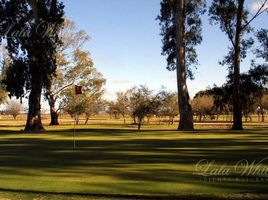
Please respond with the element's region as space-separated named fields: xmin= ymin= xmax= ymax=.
xmin=25 ymin=74 xmax=44 ymax=131
xmin=49 ymin=97 xmax=59 ymax=126
xmin=232 ymin=0 xmax=244 ymax=130
xmin=174 ymin=0 xmax=194 ymax=130
xmin=122 ymin=114 xmax=126 ymax=124
xmin=137 ymin=119 xmax=142 ymax=131
xmin=76 ymin=115 xmax=79 ymax=125
xmin=85 ymin=116 xmax=89 ymax=124
xmin=133 ymin=116 xmax=137 ymax=124
xmin=24 ymin=0 xmax=44 ymax=132
xmin=261 ymin=110 xmax=265 ymax=122
xmin=50 ymin=110 xmax=59 ymax=125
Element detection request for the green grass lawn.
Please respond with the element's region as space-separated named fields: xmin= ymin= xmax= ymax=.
xmin=0 ymin=122 xmax=268 ymax=199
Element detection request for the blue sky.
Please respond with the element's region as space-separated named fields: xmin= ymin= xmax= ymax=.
xmin=62 ymin=0 xmax=268 ymax=99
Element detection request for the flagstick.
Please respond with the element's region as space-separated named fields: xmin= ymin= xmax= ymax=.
xmin=73 ymin=114 xmax=76 ymax=149
xmin=73 ymin=85 xmax=83 ymax=149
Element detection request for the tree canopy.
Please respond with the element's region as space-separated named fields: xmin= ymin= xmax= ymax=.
xmin=1 ymin=0 xmax=65 ymax=131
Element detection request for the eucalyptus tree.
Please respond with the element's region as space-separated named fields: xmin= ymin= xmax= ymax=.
xmin=45 ymin=20 xmax=91 ymax=125
xmin=209 ymin=0 xmax=268 ymax=129
xmin=51 ymin=62 xmax=105 ymax=125
xmin=158 ymin=0 xmax=206 ymax=130
xmin=1 ymin=0 xmax=64 ymax=131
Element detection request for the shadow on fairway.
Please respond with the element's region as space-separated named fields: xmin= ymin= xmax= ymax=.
xmin=0 ymin=128 xmax=268 ymax=197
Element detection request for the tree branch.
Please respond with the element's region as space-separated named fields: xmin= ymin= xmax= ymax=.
xmin=27 ymin=0 xmax=39 ymax=23
xmin=223 ymin=21 xmax=236 ymax=47
xmin=49 ymin=0 xmax=57 ymax=17
xmin=242 ymin=0 xmax=268 ymax=30
xmin=52 ymin=82 xmax=74 ymax=96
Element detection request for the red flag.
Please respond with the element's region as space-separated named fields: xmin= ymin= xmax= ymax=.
xmin=75 ymin=85 xmax=83 ymax=95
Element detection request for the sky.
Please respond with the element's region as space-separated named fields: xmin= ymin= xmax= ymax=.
xmin=61 ymin=0 xmax=267 ymax=99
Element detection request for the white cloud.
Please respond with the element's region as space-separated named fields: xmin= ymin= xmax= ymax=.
xmin=250 ymin=1 xmax=268 ymax=12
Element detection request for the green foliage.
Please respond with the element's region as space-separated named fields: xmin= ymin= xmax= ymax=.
xmin=63 ymin=85 xmax=104 ymax=124
xmin=209 ymin=0 xmax=268 ymax=129
xmin=128 ymin=86 xmax=153 ymax=120
xmin=127 ymin=85 xmax=162 ymax=129
xmin=155 ymin=89 xmax=178 ymax=118
xmin=202 ymin=65 xmax=268 ymax=117
xmin=106 ymin=87 xmax=179 ymax=126
xmin=50 ymin=19 xmax=92 ymax=93
xmin=261 ymin=94 xmax=268 ymax=110
xmin=1 ymin=0 xmax=65 ymax=130
xmin=45 ymin=19 xmax=105 ymax=125
xmin=107 ymin=92 xmax=129 ymax=123
xmin=0 ymin=85 xmax=6 ymax=104
xmin=209 ymin=0 xmax=254 ymax=70
xmin=157 ymin=0 xmax=205 ymax=78
xmin=1 ymin=0 xmax=65 ymax=99
xmin=256 ymin=29 xmax=268 ymax=61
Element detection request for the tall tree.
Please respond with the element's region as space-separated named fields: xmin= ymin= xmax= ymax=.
xmin=158 ymin=0 xmax=205 ymax=130
xmin=45 ymin=20 xmax=97 ymax=125
xmin=0 ymin=45 xmax=8 ymax=104
xmin=46 ymin=20 xmax=90 ymax=125
xmin=52 ymin=65 xmax=105 ymax=125
xmin=209 ymin=0 xmax=268 ymax=130
xmin=1 ymin=0 xmax=64 ymax=131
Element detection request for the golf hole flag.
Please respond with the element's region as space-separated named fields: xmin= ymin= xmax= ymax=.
xmin=75 ymin=85 xmax=83 ymax=95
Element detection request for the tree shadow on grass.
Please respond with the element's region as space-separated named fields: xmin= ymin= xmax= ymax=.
xmin=0 ymin=128 xmax=268 ymax=195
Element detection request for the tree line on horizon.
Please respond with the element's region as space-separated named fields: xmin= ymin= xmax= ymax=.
xmin=0 ymin=0 xmax=268 ymax=131
xmin=0 ymin=79 xmax=267 ymax=131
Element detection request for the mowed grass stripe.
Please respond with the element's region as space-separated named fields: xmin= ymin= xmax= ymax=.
xmin=0 ymin=125 xmax=267 ymax=199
